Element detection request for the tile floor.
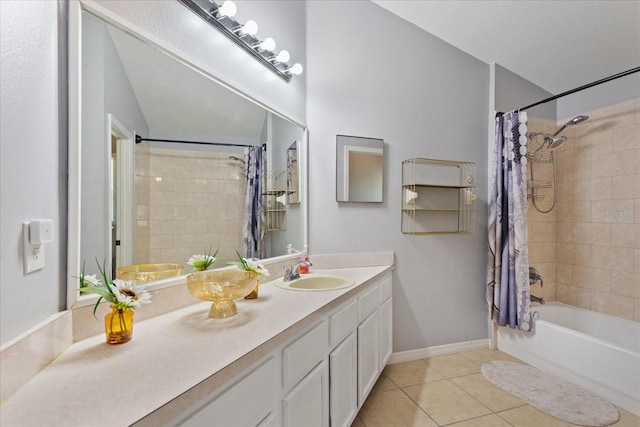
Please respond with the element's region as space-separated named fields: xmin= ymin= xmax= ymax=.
xmin=352 ymin=348 xmax=640 ymax=427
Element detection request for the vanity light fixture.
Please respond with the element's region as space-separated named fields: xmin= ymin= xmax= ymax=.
xmin=179 ymin=0 xmax=303 ymax=83
xmin=235 ymin=19 xmax=258 ymax=36
xmin=216 ymin=0 xmax=237 ymax=18
xmin=253 ymin=37 xmax=276 ymax=52
xmin=285 ymin=63 xmax=303 ymax=75
xmin=274 ymin=50 xmax=290 ymax=64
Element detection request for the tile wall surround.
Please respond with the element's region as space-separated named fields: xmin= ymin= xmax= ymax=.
xmin=527 ymin=116 xmax=559 ymax=304
xmin=528 ymin=98 xmax=640 ymax=321
xmin=134 ymin=146 xmax=245 ymax=267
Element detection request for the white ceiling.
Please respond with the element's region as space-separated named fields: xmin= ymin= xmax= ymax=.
xmin=372 ymin=0 xmax=640 ymax=94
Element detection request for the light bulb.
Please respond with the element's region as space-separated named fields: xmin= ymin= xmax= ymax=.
xmin=218 ymin=0 xmax=236 ymax=18
xmin=288 ymin=63 xmax=303 ymax=75
xmin=240 ymin=20 xmax=258 ymax=36
xmin=259 ymin=37 xmax=276 ymax=52
xmin=275 ymin=50 xmax=290 ymax=63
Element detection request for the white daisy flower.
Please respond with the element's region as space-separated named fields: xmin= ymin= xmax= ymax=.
xmin=111 ymin=279 xmax=152 ymax=310
xmin=188 ymin=249 xmax=219 ymax=271
xmin=83 ymin=274 xmax=101 ymax=287
xmin=245 ymin=259 xmax=270 ymax=277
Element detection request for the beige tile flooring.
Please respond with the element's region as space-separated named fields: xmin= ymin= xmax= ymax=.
xmin=352 ymin=349 xmax=640 ymax=427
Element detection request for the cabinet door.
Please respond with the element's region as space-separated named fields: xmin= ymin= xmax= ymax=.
xmin=282 ymin=361 xmax=329 ymax=427
xmin=329 ymin=333 xmax=357 ymax=427
xmin=179 ymin=357 xmax=278 ymax=427
xmin=379 ymin=297 xmax=393 ymax=367
xmin=357 ymin=310 xmax=380 ymax=406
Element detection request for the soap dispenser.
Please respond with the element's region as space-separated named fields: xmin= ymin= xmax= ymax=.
xmin=299 ymin=245 xmax=310 ymax=274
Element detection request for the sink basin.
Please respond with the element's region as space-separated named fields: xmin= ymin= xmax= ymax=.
xmin=274 ymin=274 xmax=355 ymax=292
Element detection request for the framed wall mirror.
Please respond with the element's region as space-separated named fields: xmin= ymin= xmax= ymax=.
xmin=336 ymin=135 xmax=384 ymax=202
xmin=67 ymin=3 xmax=307 ymax=307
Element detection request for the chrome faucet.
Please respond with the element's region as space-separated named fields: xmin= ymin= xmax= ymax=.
xmin=283 ymin=261 xmax=312 ymax=282
xmin=529 ymin=267 xmax=545 ymax=304
xmin=529 ymin=267 xmax=544 ymax=287
xmin=530 ymin=294 xmax=545 ymax=304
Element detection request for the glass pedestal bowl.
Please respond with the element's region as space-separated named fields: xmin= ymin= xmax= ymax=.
xmin=116 ymin=263 xmax=184 ymax=284
xmin=187 ymin=270 xmax=258 ymax=318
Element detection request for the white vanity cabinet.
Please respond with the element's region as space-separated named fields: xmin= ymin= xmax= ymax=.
xmin=172 ymin=271 xmax=392 ymax=427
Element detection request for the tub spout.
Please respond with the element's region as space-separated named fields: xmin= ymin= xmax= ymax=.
xmin=530 ymin=295 xmax=545 ymax=304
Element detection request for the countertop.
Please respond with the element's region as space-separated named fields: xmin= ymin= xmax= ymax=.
xmin=0 ymin=266 xmax=391 ymax=427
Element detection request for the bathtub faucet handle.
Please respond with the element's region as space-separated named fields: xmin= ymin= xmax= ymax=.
xmin=529 ymin=267 xmax=544 ymax=287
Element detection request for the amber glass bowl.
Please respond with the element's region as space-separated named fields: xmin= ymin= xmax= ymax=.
xmin=187 ymin=270 xmax=258 ymax=318
xmin=116 ymin=263 xmax=184 ymax=284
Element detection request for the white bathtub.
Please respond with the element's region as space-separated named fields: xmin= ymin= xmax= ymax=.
xmin=496 ymin=302 xmax=640 ymax=416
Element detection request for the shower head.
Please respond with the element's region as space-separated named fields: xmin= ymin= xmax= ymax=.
xmin=228 ymin=155 xmax=245 ymax=164
xmin=548 ymin=136 xmax=567 ymax=150
xmin=552 ymin=115 xmax=589 ymax=137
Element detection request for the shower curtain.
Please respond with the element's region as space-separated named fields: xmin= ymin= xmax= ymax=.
xmin=487 ymin=111 xmax=532 ymax=331
xmin=242 ymin=146 xmax=266 ymax=259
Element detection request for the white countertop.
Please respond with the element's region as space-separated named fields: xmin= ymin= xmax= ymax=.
xmin=1 ymin=266 xmax=391 ymax=427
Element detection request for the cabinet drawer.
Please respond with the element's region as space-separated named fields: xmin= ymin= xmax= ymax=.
xmin=358 ymin=284 xmax=379 ymax=322
xmin=283 ymin=321 xmax=328 ymax=390
xmin=379 ymin=274 xmax=392 ymax=302
xmin=329 ymin=300 xmax=357 ymax=348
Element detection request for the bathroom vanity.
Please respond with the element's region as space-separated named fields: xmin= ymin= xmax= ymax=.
xmin=0 ymin=263 xmax=393 ymax=427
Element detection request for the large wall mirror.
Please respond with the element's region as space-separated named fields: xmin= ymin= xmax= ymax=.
xmin=336 ymin=135 xmax=384 ymax=202
xmin=68 ymin=4 xmax=307 ymax=307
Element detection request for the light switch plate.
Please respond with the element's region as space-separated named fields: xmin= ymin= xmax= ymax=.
xmin=23 ymin=222 xmax=45 ymax=274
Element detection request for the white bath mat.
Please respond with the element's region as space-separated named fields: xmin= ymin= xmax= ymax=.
xmin=482 ymin=361 xmax=619 ymax=426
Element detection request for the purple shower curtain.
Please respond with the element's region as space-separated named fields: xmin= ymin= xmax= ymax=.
xmin=487 ymin=111 xmax=532 ymax=331
xmin=242 ymin=146 xmax=265 ymax=259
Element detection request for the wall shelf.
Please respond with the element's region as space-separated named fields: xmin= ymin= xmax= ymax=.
xmin=264 ymin=170 xmax=288 ymax=231
xmin=401 ymin=158 xmax=476 ymax=235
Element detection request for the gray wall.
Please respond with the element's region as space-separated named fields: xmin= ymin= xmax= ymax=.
xmin=557 ymin=72 xmax=640 ymax=119
xmin=1 ymin=1 xmax=63 ymax=345
xmin=493 ymin=63 xmax=555 ymax=119
xmin=307 ymin=1 xmax=490 ymax=351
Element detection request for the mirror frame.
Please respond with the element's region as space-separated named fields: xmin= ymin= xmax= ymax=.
xmin=67 ymin=0 xmax=308 ymax=309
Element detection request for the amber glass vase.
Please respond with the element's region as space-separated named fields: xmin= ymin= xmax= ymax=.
xmin=244 ymin=279 xmax=260 ymax=299
xmin=105 ymin=305 xmax=134 ymax=345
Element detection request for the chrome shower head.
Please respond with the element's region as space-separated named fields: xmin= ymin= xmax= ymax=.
xmin=552 ymin=115 xmax=589 ymax=137
xmin=228 ymin=155 xmax=245 ymax=164
xmin=548 ymin=136 xmax=567 ymax=150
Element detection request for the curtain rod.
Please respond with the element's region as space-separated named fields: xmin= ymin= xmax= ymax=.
xmin=499 ymin=66 xmax=640 ymax=115
xmin=135 ymin=135 xmax=265 ymax=149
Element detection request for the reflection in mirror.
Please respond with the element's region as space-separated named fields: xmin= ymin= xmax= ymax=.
xmin=78 ymin=9 xmax=305 ymax=292
xmin=287 ymin=141 xmax=300 ymax=205
xmin=336 ymin=135 xmax=384 ymax=202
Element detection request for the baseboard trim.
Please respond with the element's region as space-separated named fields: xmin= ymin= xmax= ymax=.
xmin=388 ymin=339 xmax=491 ymax=364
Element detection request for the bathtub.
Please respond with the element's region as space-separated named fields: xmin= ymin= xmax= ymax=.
xmin=496 ymin=302 xmax=640 ymax=416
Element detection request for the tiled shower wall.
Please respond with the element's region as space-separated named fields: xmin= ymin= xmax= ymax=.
xmin=526 ymin=116 xmax=559 ymax=304
xmin=528 ymin=98 xmax=640 ymax=321
xmin=134 ymin=146 xmax=245 ymax=268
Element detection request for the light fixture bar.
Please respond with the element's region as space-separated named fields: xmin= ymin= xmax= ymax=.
xmin=178 ymin=0 xmax=296 ymax=83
